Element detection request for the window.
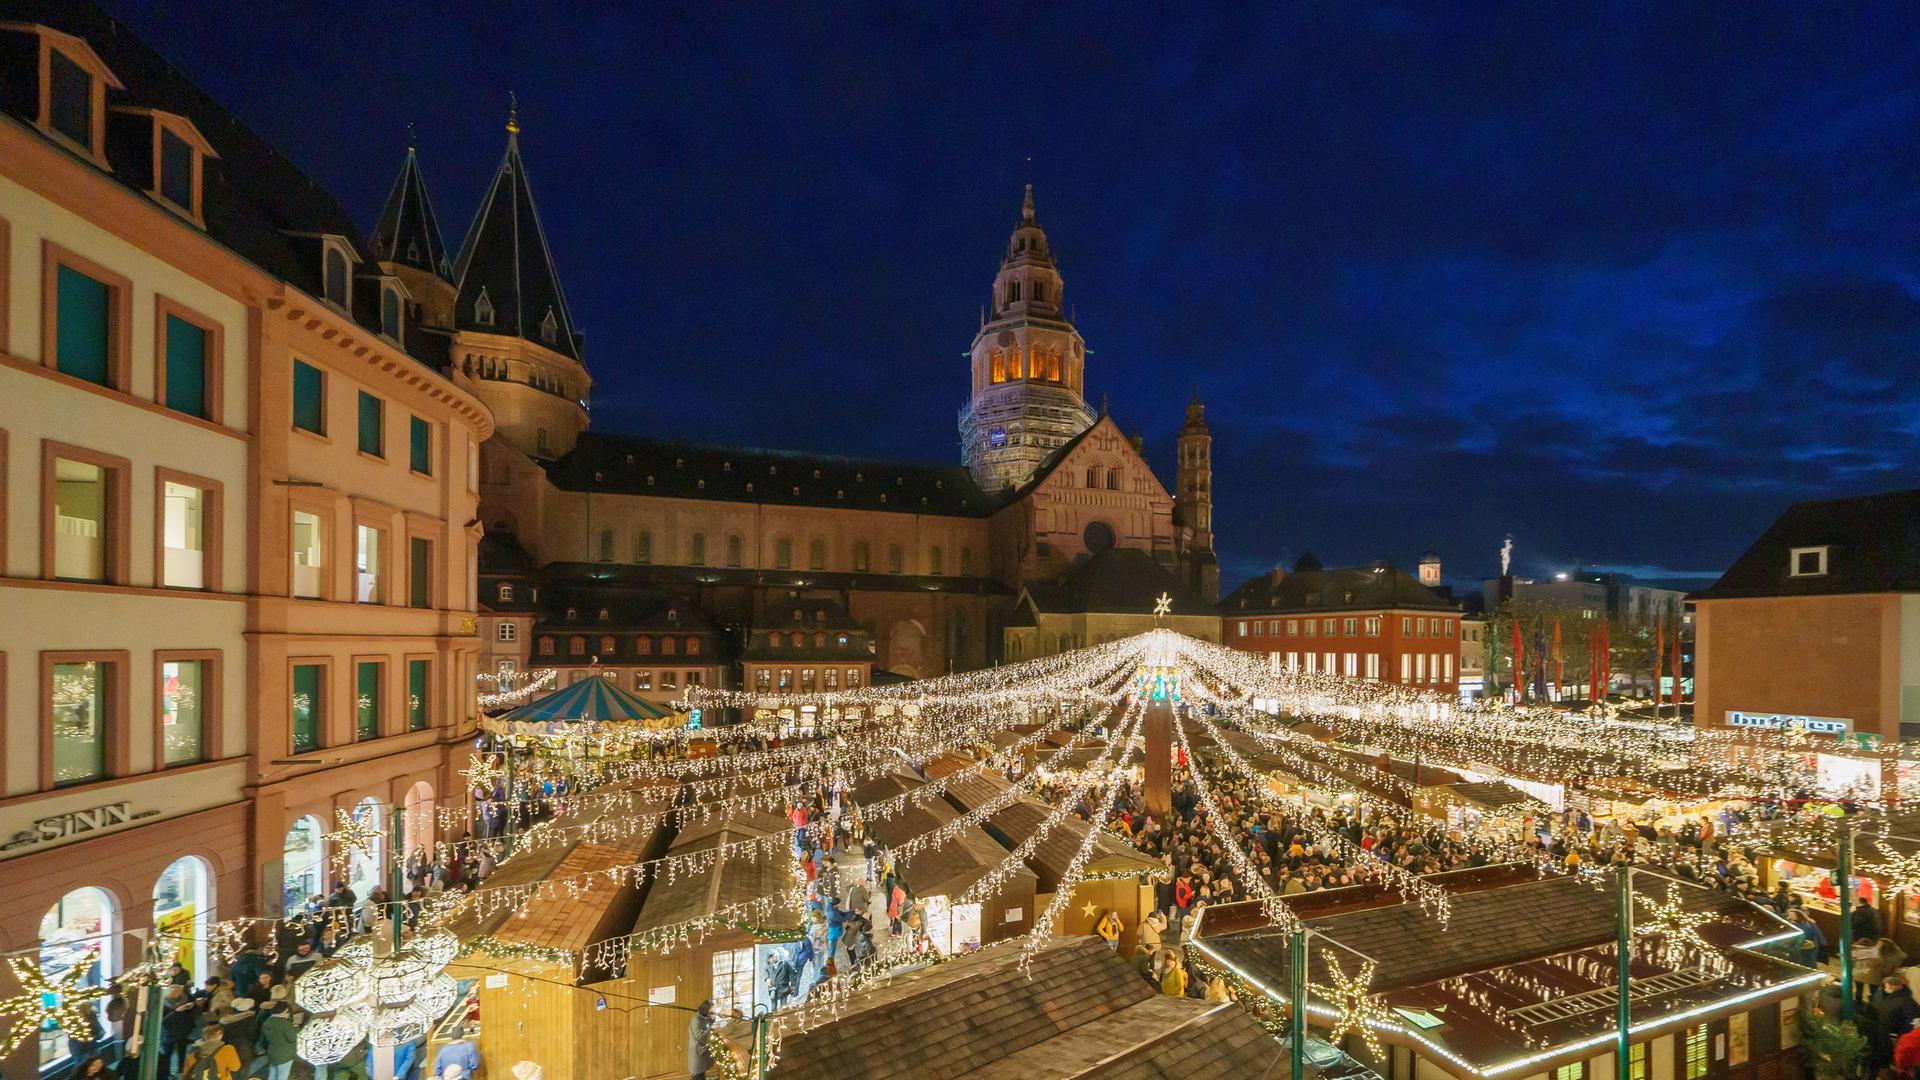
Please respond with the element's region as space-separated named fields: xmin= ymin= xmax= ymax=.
xmin=801 ymin=668 xmax=817 ymax=692
xmin=356 ymin=662 xmax=381 ymax=740
xmin=409 ymin=416 xmax=432 ymax=474
xmin=1554 ymin=1064 xmax=1583 ymax=1080
xmin=1344 ymin=653 xmax=1357 ymax=677
xmin=1444 ymin=620 xmax=1454 ymax=638
xmin=1287 ymin=620 xmax=1298 ymax=636
xmin=497 ymin=623 xmax=517 ymax=642
xmin=159 ymin=657 xmax=209 ymax=767
xmin=1323 ymin=618 xmax=1335 ymax=635
xmin=1444 ymin=652 xmax=1454 ymax=680
xmin=1305 ymin=653 xmax=1318 ymax=674
xmin=929 ymin=546 xmax=944 ymax=575
xmin=888 ymin=544 xmax=904 ymax=574
xmin=1629 ymin=1041 xmax=1647 ymax=1080
xmin=37 ymin=887 xmax=115 ymax=1069
xmin=474 ymin=287 xmax=495 ymax=326
xmin=808 ymin=537 xmax=826 ymax=570
xmin=687 ymin=637 xmax=702 ymax=657
xmin=355 ymin=525 xmax=384 ymax=603
xmin=636 ymin=670 xmax=654 ymax=691
xmin=382 ymin=286 xmax=403 ymax=339
xmin=158 ymin=477 xmax=209 ymax=589
xmin=569 ymin=636 xmax=585 ymax=656
xmin=1402 ymin=617 xmax=1412 ymax=634
xmin=847 ymin=668 xmax=862 ymax=689
xmin=49 ymin=452 xmax=124 ymax=583
xmin=690 ymin=533 xmax=707 ymax=566
xmin=153 ymin=856 xmax=212 ymax=988
xmin=637 ymin=637 xmax=654 ymax=656
xmin=408 ymin=537 xmax=432 ymax=609
xmin=661 ymin=637 xmax=677 ymax=657
xmin=1790 ymin=546 xmax=1828 ymax=577
xmin=1343 ymin=618 xmax=1357 ymax=636
xmin=1683 ymin=1025 xmax=1708 ymax=1080
xmin=498 ymin=582 xmax=514 ymax=602
xmin=292 ymin=360 xmax=326 ymax=434
xmin=852 ymin=542 xmax=870 ymax=572
xmin=52 ymin=261 xmax=120 ymax=387
xmin=1106 ymin=469 xmax=1119 ymax=490
xmin=539 ymin=638 xmax=555 ymax=656
xmin=291 ymin=509 xmax=325 ymax=598
xmin=1365 ymin=653 xmax=1380 ymax=680
xmin=775 ymin=537 xmax=792 ymax=569
xmin=961 ymin=547 xmax=974 ymax=576
xmin=408 ymin=659 xmax=429 ymax=732
xmin=726 ymin=534 xmax=743 ymax=567
xmin=288 ymin=663 xmax=324 ymax=752
xmin=158 ymin=304 xmax=215 ymax=420
xmin=47 ymin=48 xmax=95 ymax=149
xmin=1303 ymin=621 xmax=1316 ymax=638
xmin=598 ymin=529 xmax=614 ymax=561
xmin=1236 ymin=621 xmax=1248 ymax=637
xmin=540 ymin=308 xmax=559 ymax=345
xmin=49 ymin=657 xmax=116 ymax=786
xmin=636 ymin=531 xmax=653 ymax=564
xmin=1364 ymin=617 xmax=1380 ymax=637
xmin=357 ymin=391 xmax=384 ymax=457
xmin=712 ymin=947 xmax=754 ymax=1018
xmin=660 ymin=671 xmax=678 ymax=690
xmin=324 ymin=247 xmax=349 ymax=308
xmin=1400 ymin=654 xmax=1410 ymax=681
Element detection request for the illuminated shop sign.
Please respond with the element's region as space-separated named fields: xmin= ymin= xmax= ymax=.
xmin=1726 ymin=711 xmax=1850 ymax=734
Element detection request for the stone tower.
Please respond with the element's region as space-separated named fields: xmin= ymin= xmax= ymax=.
xmin=1174 ymin=389 xmax=1220 ymax=602
xmin=369 ymin=139 xmax=456 ymax=330
xmin=1419 ymin=549 xmax=1442 ymax=587
xmin=449 ymin=107 xmax=590 ymax=462
xmin=959 ymin=185 xmax=1096 ymax=491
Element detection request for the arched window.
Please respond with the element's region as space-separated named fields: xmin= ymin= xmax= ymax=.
xmin=324 ymin=247 xmax=349 ymax=307
xmin=662 ymin=637 xmax=677 ymax=656
xmin=929 ymin=546 xmax=944 ymax=575
xmin=990 ymin=350 xmax=1005 ymax=383
xmin=636 ymin=531 xmax=653 ymax=564
xmin=1047 ymin=349 xmax=1061 ymax=381
xmin=1033 ymin=281 xmax=1046 ymax=304
xmin=600 ymin=636 xmax=616 ymax=654
xmin=808 ymin=537 xmax=827 ymax=570
xmin=1086 ymin=466 xmax=1099 ymax=487
xmin=725 ymin=534 xmax=743 ymax=567
xmin=888 ymin=544 xmax=904 ymax=574
xmin=498 ymin=583 xmax=513 ymax=602
xmin=569 ymin=636 xmax=585 ymax=655
xmin=852 ymin=542 xmax=870 ymax=572
xmin=346 ymin=798 xmax=384 ymax=903
xmin=154 ymin=856 xmax=212 ymax=979
xmin=1106 ymin=469 xmax=1120 ymax=490
xmin=283 ymin=815 xmax=325 ymax=912
xmin=774 ymin=537 xmax=793 ymax=569
xmin=686 ymin=637 xmax=701 ymax=656
xmin=39 ymin=887 xmax=116 ymax=1069
xmin=598 ymin=529 xmax=615 ymax=561
xmin=689 ymin=533 xmax=708 ymax=566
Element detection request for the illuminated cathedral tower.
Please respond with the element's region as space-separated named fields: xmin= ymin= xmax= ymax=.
xmin=959 ymin=185 xmax=1097 ymax=491
xmin=1174 ymin=389 xmax=1220 ymax=601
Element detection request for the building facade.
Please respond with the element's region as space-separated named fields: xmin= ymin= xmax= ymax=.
xmin=1222 ymin=558 xmax=1463 ymax=693
xmin=0 ymin=8 xmax=491 ymax=1073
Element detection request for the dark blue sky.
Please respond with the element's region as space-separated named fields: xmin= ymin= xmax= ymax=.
xmin=111 ymin=3 xmax=1920 ymax=587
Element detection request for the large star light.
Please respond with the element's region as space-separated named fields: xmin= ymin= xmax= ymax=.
xmin=0 ymin=950 xmax=111 ymax=1055
xmin=1311 ymin=952 xmax=1391 ymax=1057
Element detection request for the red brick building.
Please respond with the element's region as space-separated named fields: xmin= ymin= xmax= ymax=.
xmin=1221 ymin=557 xmax=1462 ymax=693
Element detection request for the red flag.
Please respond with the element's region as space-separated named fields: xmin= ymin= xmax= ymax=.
xmin=1600 ymin=621 xmax=1611 ymax=701
xmin=1671 ymin=624 xmax=1684 ymax=709
xmin=1654 ymin=620 xmax=1664 ymax=711
xmin=1511 ymin=616 xmax=1525 ymax=703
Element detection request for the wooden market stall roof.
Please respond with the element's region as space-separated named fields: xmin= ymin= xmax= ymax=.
xmin=628 ymin=810 xmax=804 ymax=937
xmin=753 ymin=937 xmax=1279 ymax=1080
xmin=490 ymin=843 xmax=644 ymax=954
xmin=940 ymin=771 xmax=1167 ymax=892
xmin=853 ymin=770 xmax=1036 ymax=900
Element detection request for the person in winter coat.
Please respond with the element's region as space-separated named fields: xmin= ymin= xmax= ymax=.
xmin=257 ymin=996 xmax=299 ymax=1080
xmin=1138 ymin=911 xmax=1166 ymax=952
xmin=688 ymin=999 xmax=716 ymax=1080
xmin=182 ymin=1022 xmax=242 ymax=1080
xmin=1893 ymin=1016 xmax=1920 ymax=1074
xmin=1160 ymin=955 xmax=1189 ymax=997
xmin=1878 ymin=975 xmax=1920 ymax=1067
xmin=1095 ymin=910 xmax=1122 ymax=951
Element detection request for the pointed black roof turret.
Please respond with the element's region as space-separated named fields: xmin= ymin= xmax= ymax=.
xmin=370 ymin=136 xmax=451 ymax=280
xmin=452 ymin=103 xmax=582 ymax=362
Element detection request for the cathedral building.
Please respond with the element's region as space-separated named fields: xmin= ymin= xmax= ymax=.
xmin=391 ymin=123 xmax=1222 ymax=683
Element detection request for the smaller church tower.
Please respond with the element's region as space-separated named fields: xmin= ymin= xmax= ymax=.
xmin=1419 ymin=549 xmax=1442 ymax=588
xmin=369 ymin=137 xmax=456 ymax=329
xmin=1174 ymin=389 xmax=1220 ymax=602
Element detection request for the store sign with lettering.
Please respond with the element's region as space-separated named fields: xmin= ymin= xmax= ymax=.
xmin=1726 ymin=711 xmax=1850 ymax=734
xmin=0 ymin=801 xmax=159 ymax=852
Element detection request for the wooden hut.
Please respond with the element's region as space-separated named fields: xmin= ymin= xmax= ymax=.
xmin=937 ymin=768 xmax=1167 ymax=953
xmin=855 ymin=769 xmax=1039 ymax=951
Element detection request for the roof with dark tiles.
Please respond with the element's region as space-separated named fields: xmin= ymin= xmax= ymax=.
xmin=1222 ymin=563 xmax=1458 ymax=615
xmin=1021 ymin=548 xmax=1213 ymax=616
xmin=369 ymin=146 xmax=452 ymax=280
xmin=1695 ymin=487 xmax=1920 ymax=600
xmin=451 ymin=121 xmax=582 ymax=360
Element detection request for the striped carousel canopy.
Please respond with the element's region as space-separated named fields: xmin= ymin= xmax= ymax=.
xmin=498 ymin=674 xmax=675 ymax=723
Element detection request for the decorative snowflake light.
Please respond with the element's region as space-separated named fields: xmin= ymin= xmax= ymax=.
xmin=326 ymin=807 xmax=380 ymax=873
xmin=461 ymin=752 xmax=505 ymax=795
xmin=1311 ymin=952 xmax=1391 ymax=1057
xmin=1862 ymin=849 xmax=1920 ymax=895
xmin=0 ymin=950 xmax=111 ymax=1056
xmin=1634 ymin=882 xmax=1714 ymax=967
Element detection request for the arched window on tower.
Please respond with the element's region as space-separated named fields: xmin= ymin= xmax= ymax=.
xmin=990 ymin=350 xmax=1005 ymax=384
xmin=1008 ymin=280 xmax=1021 ymax=304
xmin=1047 ymin=349 xmax=1061 ymax=382
xmin=1032 ymin=281 xmax=1045 ymax=304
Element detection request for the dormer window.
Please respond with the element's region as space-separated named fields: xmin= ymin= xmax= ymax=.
xmin=540 ymin=308 xmax=559 ymax=345
xmin=407 ymin=241 xmax=420 ymax=263
xmin=322 ymin=244 xmax=350 ymax=309
xmin=599 ymin=607 xmax=610 ymax=622
xmin=565 ymin=606 xmax=577 ymax=620
xmin=474 ymin=288 xmax=496 ymax=327
xmin=48 ymin=49 xmax=92 ymax=146
xmin=381 ymin=284 xmax=403 ymax=340
xmin=1790 ymin=546 xmax=1828 ymax=578
xmin=498 ymin=583 xmax=513 ymax=602
xmin=8 ymin=26 xmax=123 ymax=165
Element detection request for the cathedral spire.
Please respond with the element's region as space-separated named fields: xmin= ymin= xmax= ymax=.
xmin=370 ymin=138 xmax=451 ymax=281
xmin=1021 ymin=182 xmax=1035 ymax=224
xmin=452 ymin=114 xmax=582 ymax=362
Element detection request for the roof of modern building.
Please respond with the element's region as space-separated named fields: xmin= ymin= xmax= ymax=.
xmin=1020 ymin=548 xmax=1213 ymax=617
xmin=451 ymin=115 xmax=583 ymax=360
xmin=546 ymin=432 xmax=1004 ymax=516
xmin=1222 ymin=562 xmax=1459 ymax=614
xmin=1695 ymin=487 xmax=1920 ymax=600
xmin=758 ymin=937 xmax=1279 ymax=1080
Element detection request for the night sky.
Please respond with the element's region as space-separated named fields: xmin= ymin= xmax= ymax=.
xmin=109 ymin=3 xmax=1920 ymax=588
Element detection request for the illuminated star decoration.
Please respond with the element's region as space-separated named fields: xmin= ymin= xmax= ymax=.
xmin=461 ymin=752 xmax=505 ymax=795
xmin=325 ymin=807 xmax=380 ymax=872
xmin=1311 ymin=952 xmax=1392 ymax=1058
xmin=0 ymin=949 xmax=111 ymax=1056
xmin=1862 ymin=849 xmax=1920 ymax=895
xmin=1153 ymin=593 xmax=1173 ymax=620
xmin=1634 ymin=882 xmax=1714 ymax=967
xmin=1081 ymin=901 xmax=1099 ymax=918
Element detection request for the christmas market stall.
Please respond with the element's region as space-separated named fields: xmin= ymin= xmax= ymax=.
xmin=1192 ymin=865 xmax=1820 ymax=1080
xmin=854 ymin=769 xmax=1039 ymax=952
xmin=618 ymin=809 xmax=804 ymax=1078
xmin=1754 ymin=811 xmax=1920 ymax=956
